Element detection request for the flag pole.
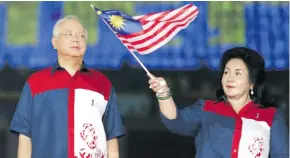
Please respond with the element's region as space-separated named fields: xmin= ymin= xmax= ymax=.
xmin=90 ymin=4 xmax=154 ymax=79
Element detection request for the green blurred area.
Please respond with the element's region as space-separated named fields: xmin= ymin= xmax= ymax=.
xmin=208 ymin=1 xmax=245 ymax=45
xmin=6 ymin=1 xmax=38 ymax=45
xmin=3 ymin=1 xmax=286 ymax=46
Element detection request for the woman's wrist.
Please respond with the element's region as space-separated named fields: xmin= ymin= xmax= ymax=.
xmin=156 ymin=88 xmax=172 ymax=100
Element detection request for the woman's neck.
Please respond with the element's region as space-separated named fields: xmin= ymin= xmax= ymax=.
xmin=227 ymin=95 xmax=252 ymax=113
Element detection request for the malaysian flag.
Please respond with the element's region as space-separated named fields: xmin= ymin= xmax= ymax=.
xmin=92 ymin=4 xmax=199 ymax=55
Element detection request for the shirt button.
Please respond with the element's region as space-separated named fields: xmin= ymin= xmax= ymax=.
xmin=234 ymin=149 xmax=237 ymax=152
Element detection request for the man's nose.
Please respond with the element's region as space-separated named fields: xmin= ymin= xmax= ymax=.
xmin=71 ymin=35 xmax=80 ymax=42
xmin=72 ymin=37 xmax=79 ymax=42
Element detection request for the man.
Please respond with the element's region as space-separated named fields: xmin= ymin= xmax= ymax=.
xmin=10 ymin=15 xmax=125 ymax=158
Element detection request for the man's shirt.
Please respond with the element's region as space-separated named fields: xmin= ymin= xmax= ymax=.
xmin=10 ymin=62 xmax=126 ymax=158
xmin=161 ymin=99 xmax=289 ymax=158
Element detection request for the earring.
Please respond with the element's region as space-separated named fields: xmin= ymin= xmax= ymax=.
xmin=250 ymin=89 xmax=254 ymax=95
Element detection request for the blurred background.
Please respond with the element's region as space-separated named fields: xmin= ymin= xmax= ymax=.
xmin=0 ymin=1 xmax=289 ymax=158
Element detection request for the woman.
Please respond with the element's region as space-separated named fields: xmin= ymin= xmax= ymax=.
xmin=148 ymin=47 xmax=289 ymax=158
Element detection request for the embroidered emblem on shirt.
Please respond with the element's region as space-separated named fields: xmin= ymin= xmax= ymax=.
xmin=248 ymin=136 xmax=264 ymax=158
xmin=77 ymin=148 xmax=106 ymax=158
xmin=75 ymin=123 xmax=106 ymax=158
xmin=80 ymin=123 xmax=97 ymax=149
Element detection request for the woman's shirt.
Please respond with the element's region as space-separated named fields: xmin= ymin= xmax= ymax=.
xmin=160 ymin=99 xmax=289 ymax=158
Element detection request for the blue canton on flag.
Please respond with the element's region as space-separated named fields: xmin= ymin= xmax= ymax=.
xmin=94 ymin=8 xmax=143 ymax=35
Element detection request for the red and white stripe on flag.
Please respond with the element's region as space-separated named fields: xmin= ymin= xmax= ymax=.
xmin=117 ymin=4 xmax=199 ymax=55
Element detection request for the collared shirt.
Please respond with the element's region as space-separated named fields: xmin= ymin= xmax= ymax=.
xmin=161 ymin=99 xmax=289 ymax=158
xmin=10 ymin=61 xmax=126 ymax=158
xmin=51 ymin=61 xmax=90 ymax=73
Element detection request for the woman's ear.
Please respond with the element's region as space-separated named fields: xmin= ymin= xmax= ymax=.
xmin=250 ymin=84 xmax=254 ymax=90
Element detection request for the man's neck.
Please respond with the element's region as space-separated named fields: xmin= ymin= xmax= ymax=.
xmin=227 ymin=95 xmax=252 ymax=114
xmin=58 ymin=55 xmax=83 ymax=76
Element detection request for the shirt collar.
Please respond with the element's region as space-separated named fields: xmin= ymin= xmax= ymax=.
xmin=51 ymin=60 xmax=90 ymax=74
xmin=216 ymin=98 xmax=260 ymax=116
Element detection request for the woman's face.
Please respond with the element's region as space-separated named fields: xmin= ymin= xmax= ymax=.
xmin=222 ymin=58 xmax=253 ymax=99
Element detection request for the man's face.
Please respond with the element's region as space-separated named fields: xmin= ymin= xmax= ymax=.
xmin=52 ymin=18 xmax=87 ymax=57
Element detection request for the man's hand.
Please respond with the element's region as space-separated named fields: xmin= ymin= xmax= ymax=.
xmin=18 ymin=134 xmax=32 ymax=158
xmin=107 ymin=138 xmax=119 ymax=158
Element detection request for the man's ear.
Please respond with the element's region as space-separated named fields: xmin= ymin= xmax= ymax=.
xmin=52 ymin=37 xmax=57 ymax=49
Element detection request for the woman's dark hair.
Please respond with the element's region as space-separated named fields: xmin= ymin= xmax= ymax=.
xmin=216 ymin=47 xmax=275 ymax=108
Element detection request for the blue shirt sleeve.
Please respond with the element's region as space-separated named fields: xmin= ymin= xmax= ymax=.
xmin=269 ymin=109 xmax=289 ymax=158
xmin=9 ymin=82 xmax=33 ymax=138
xmin=160 ymin=99 xmax=205 ymax=136
xmin=102 ymin=88 xmax=126 ymax=140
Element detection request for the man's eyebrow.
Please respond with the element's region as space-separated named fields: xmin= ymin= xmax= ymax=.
xmin=62 ymin=29 xmax=72 ymax=32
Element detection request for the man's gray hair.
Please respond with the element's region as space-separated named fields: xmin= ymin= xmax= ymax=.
xmin=52 ymin=15 xmax=88 ymax=40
